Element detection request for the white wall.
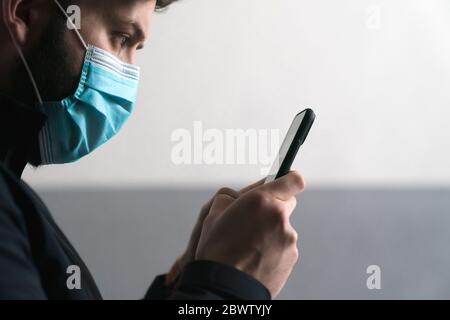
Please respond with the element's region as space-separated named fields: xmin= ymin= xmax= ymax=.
xmin=23 ymin=0 xmax=450 ymax=188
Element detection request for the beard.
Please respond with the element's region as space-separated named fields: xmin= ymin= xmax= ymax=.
xmin=11 ymin=12 xmax=85 ymax=167
xmin=12 ymin=12 xmax=82 ymax=105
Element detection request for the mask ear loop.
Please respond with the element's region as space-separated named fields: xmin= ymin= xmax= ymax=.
xmin=53 ymin=0 xmax=88 ymax=50
xmin=2 ymin=0 xmax=43 ymax=105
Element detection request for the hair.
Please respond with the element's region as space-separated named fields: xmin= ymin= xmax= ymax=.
xmin=156 ymin=0 xmax=178 ymax=10
xmin=58 ymin=0 xmax=179 ymax=10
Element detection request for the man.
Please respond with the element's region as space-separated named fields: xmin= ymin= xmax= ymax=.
xmin=0 ymin=0 xmax=305 ymax=300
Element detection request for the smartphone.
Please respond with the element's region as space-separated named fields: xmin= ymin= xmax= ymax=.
xmin=265 ymin=108 xmax=315 ymax=183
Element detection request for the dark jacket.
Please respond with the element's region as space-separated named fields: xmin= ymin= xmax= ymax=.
xmin=0 ymin=94 xmax=270 ymax=300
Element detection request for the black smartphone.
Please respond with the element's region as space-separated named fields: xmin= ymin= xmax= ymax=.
xmin=265 ymin=108 xmax=315 ymax=183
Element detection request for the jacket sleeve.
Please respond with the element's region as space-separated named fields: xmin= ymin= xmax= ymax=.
xmin=0 ymin=178 xmax=47 ymax=299
xmin=144 ymin=260 xmax=271 ymax=300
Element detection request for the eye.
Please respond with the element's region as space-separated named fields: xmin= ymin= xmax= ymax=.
xmin=114 ymin=32 xmax=131 ymax=47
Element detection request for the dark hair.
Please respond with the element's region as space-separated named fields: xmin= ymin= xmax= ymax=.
xmin=156 ymin=0 xmax=179 ymax=9
xmin=58 ymin=0 xmax=178 ymax=11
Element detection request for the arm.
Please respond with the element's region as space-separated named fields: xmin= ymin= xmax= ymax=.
xmin=0 ymin=179 xmax=47 ymax=299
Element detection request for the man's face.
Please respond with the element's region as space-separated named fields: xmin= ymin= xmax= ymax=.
xmin=72 ymin=0 xmax=155 ymax=64
xmin=14 ymin=0 xmax=156 ymax=103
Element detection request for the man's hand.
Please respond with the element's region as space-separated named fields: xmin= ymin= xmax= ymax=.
xmin=166 ymin=179 xmax=265 ymax=285
xmin=195 ymin=171 xmax=305 ymax=298
xmin=167 ymin=172 xmax=305 ymax=299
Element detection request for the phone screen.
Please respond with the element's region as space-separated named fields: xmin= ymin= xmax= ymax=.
xmin=265 ymin=111 xmax=308 ymax=183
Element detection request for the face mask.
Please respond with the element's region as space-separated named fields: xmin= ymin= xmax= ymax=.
xmin=4 ymin=0 xmax=140 ymax=165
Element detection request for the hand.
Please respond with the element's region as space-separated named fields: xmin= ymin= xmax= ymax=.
xmin=195 ymin=171 xmax=305 ymax=298
xmin=165 ymin=178 xmax=266 ymax=285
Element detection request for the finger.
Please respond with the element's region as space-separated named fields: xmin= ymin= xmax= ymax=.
xmin=186 ymin=188 xmax=239 ymax=261
xmin=191 ymin=188 xmax=238 ymax=239
xmin=216 ymin=187 xmax=240 ymax=199
xmin=259 ymin=171 xmax=305 ymax=201
xmin=268 ymin=195 xmax=297 ymax=220
xmin=199 ymin=188 xmax=239 ymax=221
xmin=239 ymin=178 xmax=266 ymax=195
xmin=209 ymin=193 xmax=237 ymax=218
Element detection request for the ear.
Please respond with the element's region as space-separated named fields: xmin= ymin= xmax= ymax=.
xmin=2 ymin=0 xmax=46 ymax=46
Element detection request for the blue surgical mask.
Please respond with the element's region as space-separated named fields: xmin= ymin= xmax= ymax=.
xmin=38 ymin=44 xmax=140 ymax=164
xmin=6 ymin=0 xmax=140 ymax=165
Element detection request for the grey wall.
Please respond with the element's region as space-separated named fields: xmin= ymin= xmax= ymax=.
xmin=38 ymin=187 xmax=450 ymax=300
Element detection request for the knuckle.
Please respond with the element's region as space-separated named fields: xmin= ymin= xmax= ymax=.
xmin=269 ymin=202 xmax=287 ymax=225
xmin=249 ymin=190 xmax=272 ymax=209
xmin=248 ymin=191 xmax=288 ymax=224
xmin=290 ymin=171 xmax=306 ymax=191
xmin=286 ymin=228 xmax=298 ymax=244
xmin=271 ymin=201 xmax=286 ymax=216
